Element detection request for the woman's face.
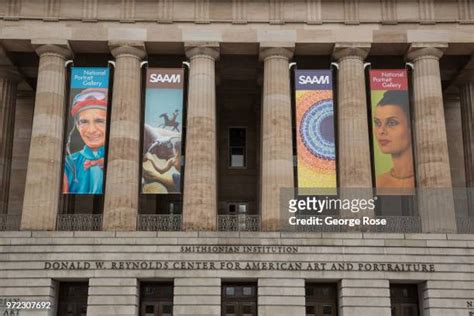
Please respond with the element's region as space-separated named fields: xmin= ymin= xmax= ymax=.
xmin=76 ymin=109 xmax=107 ymax=151
xmin=374 ymin=105 xmax=411 ymax=155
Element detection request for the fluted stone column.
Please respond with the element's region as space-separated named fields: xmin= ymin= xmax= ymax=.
xmin=182 ymin=42 xmax=219 ymax=231
xmin=459 ymin=80 xmax=474 ymax=216
xmin=0 ymin=66 xmax=21 ymax=214
xmin=21 ymin=44 xmax=71 ymax=230
xmin=407 ymin=43 xmax=457 ymax=233
xmin=333 ymin=43 xmax=374 ymax=219
xmin=333 ymin=43 xmax=372 ymax=188
xmin=259 ymin=46 xmax=294 ymax=231
xmin=102 ymin=43 xmax=145 ymax=231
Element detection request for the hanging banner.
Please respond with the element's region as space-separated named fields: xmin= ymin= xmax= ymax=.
xmin=63 ymin=67 xmax=110 ymax=194
xmin=295 ymin=70 xmax=336 ymax=189
xmin=369 ymin=69 xmax=414 ymax=193
xmin=142 ymin=68 xmax=184 ymax=194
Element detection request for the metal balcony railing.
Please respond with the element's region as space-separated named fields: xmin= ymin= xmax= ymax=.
xmin=217 ymin=215 xmax=261 ymax=232
xmin=457 ymin=217 xmax=474 ymax=234
xmin=56 ymin=214 xmax=103 ymax=231
xmin=2 ymin=213 xmax=471 ymax=234
xmin=0 ymin=214 xmax=21 ymax=231
xmin=137 ymin=214 xmax=182 ymax=231
xmin=370 ymin=216 xmax=422 ymax=233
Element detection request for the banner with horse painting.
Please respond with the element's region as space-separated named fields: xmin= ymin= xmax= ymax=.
xmin=142 ymin=68 xmax=184 ymax=194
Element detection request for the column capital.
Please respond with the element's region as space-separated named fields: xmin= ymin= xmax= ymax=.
xmin=0 ymin=66 xmax=22 ymax=83
xmin=109 ymin=41 xmax=146 ymax=59
xmin=259 ymin=44 xmax=294 ymax=61
xmin=32 ymin=40 xmax=73 ymax=59
xmin=406 ymin=43 xmax=448 ymax=62
xmin=332 ymin=43 xmax=371 ymax=61
xmin=184 ymin=42 xmax=220 ymax=60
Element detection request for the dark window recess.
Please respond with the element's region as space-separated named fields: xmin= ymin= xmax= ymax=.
xmin=140 ymin=282 xmax=174 ymax=316
xmin=305 ymin=283 xmax=338 ymax=316
xmin=57 ymin=282 xmax=89 ymax=316
xmin=227 ymin=203 xmax=248 ymax=214
xmin=390 ymin=284 xmax=419 ymax=316
xmin=375 ymin=195 xmax=416 ymax=217
xmin=229 ymin=128 xmax=246 ymax=168
xmin=167 ymin=201 xmax=181 ymax=214
xmin=222 ymin=283 xmax=257 ymax=316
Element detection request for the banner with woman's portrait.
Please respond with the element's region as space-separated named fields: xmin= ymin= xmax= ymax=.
xmin=369 ymin=69 xmax=415 ymax=194
xmin=294 ymin=70 xmax=336 ymax=189
xmin=63 ymin=67 xmax=110 ymax=194
xmin=142 ymin=68 xmax=184 ymax=194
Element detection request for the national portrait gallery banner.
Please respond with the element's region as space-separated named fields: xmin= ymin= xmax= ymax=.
xmin=294 ymin=70 xmax=336 ymax=189
xmin=369 ymin=69 xmax=415 ymax=194
xmin=142 ymin=68 xmax=184 ymax=194
xmin=63 ymin=67 xmax=110 ymax=195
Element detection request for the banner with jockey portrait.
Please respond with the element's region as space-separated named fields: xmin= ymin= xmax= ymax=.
xmin=63 ymin=67 xmax=110 ymax=194
xmin=142 ymin=68 xmax=184 ymax=194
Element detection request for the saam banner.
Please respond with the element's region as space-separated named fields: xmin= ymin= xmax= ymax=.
xmin=142 ymin=68 xmax=184 ymax=194
xmin=295 ymin=70 xmax=336 ymax=189
xmin=369 ymin=69 xmax=414 ymax=193
xmin=63 ymin=67 xmax=110 ymax=194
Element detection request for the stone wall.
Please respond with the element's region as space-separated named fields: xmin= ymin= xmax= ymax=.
xmin=0 ymin=231 xmax=473 ymax=315
xmin=0 ymin=0 xmax=472 ymax=25
xmin=445 ymin=97 xmax=467 ymax=189
xmin=445 ymin=96 xmax=469 ymax=218
xmin=6 ymin=93 xmax=33 ymax=215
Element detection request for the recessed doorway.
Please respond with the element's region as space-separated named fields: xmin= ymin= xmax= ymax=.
xmin=222 ymin=282 xmax=257 ymax=316
xmin=305 ymin=283 xmax=338 ymax=316
xmin=140 ymin=282 xmax=174 ymax=316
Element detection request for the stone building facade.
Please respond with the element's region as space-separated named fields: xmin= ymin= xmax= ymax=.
xmin=0 ymin=0 xmax=474 ymax=315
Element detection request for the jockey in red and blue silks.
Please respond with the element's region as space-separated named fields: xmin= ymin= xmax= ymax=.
xmin=63 ymin=88 xmax=108 ymax=194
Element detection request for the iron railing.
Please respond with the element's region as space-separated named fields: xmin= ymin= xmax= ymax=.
xmin=0 ymin=214 xmax=21 ymax=231
xmin=56 ymin=214 xmax=103 ymax=231
xmin=2 ymin=213 xmax=472 ymax=234
xmin=217 ymin=215 xmax=261 ymax=231
xmin=457 ymin=217 xmax=474 ymax=234
xmin=371 ymin=216 xmax=422 ymax=233
xmin=284 ymin=215 xmax=422 ymax=233
xmin=137 ymin=214 xmax=182 ymax=231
